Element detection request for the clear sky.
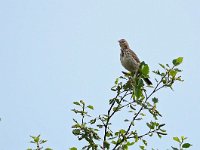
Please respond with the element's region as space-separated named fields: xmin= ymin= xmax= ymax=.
xmin=0 ymin=0 xmax=200 ymax=149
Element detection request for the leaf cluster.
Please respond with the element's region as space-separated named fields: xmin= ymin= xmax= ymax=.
xmin=172 ymin=136 xmax=192 ymax=150
xmin=70 ymin=57 xmax=190 ymax=150
xmin=27 ymin=135 xmax=52 ymax=150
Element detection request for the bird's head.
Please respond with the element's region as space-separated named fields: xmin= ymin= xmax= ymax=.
xmin=118 ymin=39 xmax=130 ymax=49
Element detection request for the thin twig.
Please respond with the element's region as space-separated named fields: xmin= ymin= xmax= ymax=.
xmin=103 ymin=90 xmax=129 ymax=148
xmin=112 ymin=73 xmax=168 ymax=150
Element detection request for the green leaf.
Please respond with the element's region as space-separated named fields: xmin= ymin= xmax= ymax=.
xmin=146 ymin=123 xmax=154 ymax=129
xmin=159 ymin=63 xmax=166 ymax=69
xmin=113 ymin=107 xmax=120 ymax=112
xmin=140 ymin=113 xmax=146 ymax=116
xmin=182 ymin=143 xmax=192 ymax=148
xmin=142 ymin=139 xmax=147 ymax=146
xmin=153 ymin=70 xmax=161 ymax=75
xmin=69 ymin=147 xmax=78 ymax=150
xmin=73 ymin=101 xmax=80 ymax=106
xmin=106 ymin=131 xmax=112 ymax=137
xmin=172 ymin=57 xmax=183 ymax=66
xmin=80 ymin=100 xmax=85 ymax=105
xmin=158 ymin=124 xmax=165 ymax=128
xmin=72 ymin=129 xmax=80 ymax=135
xmin=115 ymin=78 xmax=119 ymax=84
xmin=166 ymin=64 xmax=170 ymax=67
xmin=103 ymin=141 xmax=110 ymax=149
xmin=157 ymin=132 xmax=162 ymax=138
xmin=111 ymin=86 xmax=117 ymax=91
xmin=135 ymin=88 xmax=142 ymax=99
xmin=87 ymin=105 xmax=94 ymax=110
xmin=122 ymin=145 xmax=128 ymax=150
xmin=169 ymin=70 xmax=177 ymax=77
xmin=97 ymin=124 xmax=103 ymax=128
xmin=45 ymin=148 xmax=53 ymax=150
xmin=115 ymin=98 xmax=120 ymax=104
xmin=41 ymin=140 xmax=47 ymax=144
xmin=181 ymin=136 xmax=187 ymax=141
xmin=127 ymin=141 xmax=135 ymax=146
xmin=139 ymin=145 xmax=145 ymax=150
xmin=135 ymin=134 xmax=139 ymax=142
xmin=90 ymin=118 xmax=96 ymax=124
xmin=176 ymin=76 xmax=183 ymax=82
xmin=32 ymin=135 xmax=40 ymax=143
xmin=111 ymin=140 xmax=117 ymax=144
xmin=174 ymin=68 xmax=182 ymax=72
xmin=152 ymin=97 xmax=158 ymax=103
xmin=140 ymin=63 xmax=149 ymax=77
xmin=171 ymin=147 xmax=179 ymax=150
xmin=119 ymin=129 xmax=126 ymax=134
xmin=138 ymin=78 xmax=144 ymax=87
xmin=157 ymin=132 xmax=167 ymax=135
xmin=109 ymin=98 xmax=115 ymax=104
xmin=173 ymin=137 xmax=181 ymax=143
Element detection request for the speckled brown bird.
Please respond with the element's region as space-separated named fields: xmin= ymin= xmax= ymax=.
xmin=119 ymin=39 xmax=152 ymax=85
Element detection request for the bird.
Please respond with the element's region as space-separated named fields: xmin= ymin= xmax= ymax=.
xmin=118 ymin=39 xmax=152 ymax=85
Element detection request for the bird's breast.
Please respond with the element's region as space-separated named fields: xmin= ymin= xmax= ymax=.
xmin=120 ymin=51 xmax=139 ymax=73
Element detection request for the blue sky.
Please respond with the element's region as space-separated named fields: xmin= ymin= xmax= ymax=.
xmin=0 ymin=0 xmax=200 ymax=149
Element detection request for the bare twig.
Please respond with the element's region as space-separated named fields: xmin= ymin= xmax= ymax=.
xmin=112 ymin=73 xmax=168 ymax=150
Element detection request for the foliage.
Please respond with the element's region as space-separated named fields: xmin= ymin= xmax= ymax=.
xmin=27 ymin=57 xmax=191 ymax=150
xmin=172 ymin=136 xmax=192 ymax=150
xmin=27 ymin=135 xmax=52 ymax=150
xmin=70 ymin=57 xmax=192 ymax=150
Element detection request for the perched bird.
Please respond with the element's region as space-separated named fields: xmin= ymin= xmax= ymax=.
xmin=118 ymin=39 xmax=152 ymax=85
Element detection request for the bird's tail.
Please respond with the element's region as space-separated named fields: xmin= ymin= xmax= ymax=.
xmin=144 ymin=78 xmax=152 ymax=85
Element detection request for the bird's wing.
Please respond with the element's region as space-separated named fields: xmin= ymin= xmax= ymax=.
xmin=129 ymin=49 xmax=140 ymax=63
